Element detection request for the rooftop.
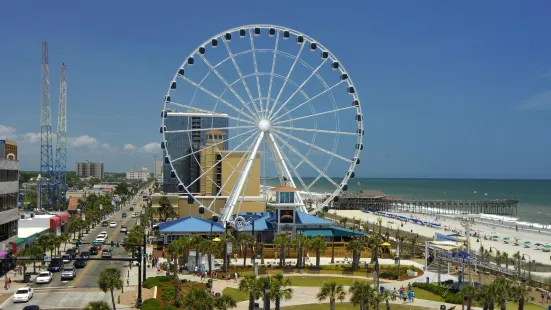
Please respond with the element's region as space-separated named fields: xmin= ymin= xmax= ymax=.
xmin=272 ymin=185 xmax=300 ymax=192
xmin=158 ymin=216 xmax=225 ymax=233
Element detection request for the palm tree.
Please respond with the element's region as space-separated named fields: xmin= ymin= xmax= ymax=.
xmin=269 ymin=274 xmax=293 ymax=310
xmin=370 ymin=290 xmax=393 ymax=310
xmin=346 ymin=239 xmax=365 ymax=270
xmin=214 ymin=294 xmax=237 ymax=310
xmin=192 ymin=236 xmax=204 ymax=270
xmin=317 ymin=282 xmax=346 ymax=310
xmin=158 ymin=196 xmax=177 ymax=221
xmin=408 ymin=233 xmax=418 ymax=258
xmin=200 ymin=239 xmax=221 ymax=275
xmin=293 ymin=233 xmax=308 ymax=269
xmin=460 ymin=285 xmax=477 ymax=310
xmin=183 ymin=288 xmax=214 ymax=310
xmin=502 ymin=252 xmax=509 ymax=269
xmin=349 ymin=281 xmax=374 ymax=310
xmin=315 ymin=211 xmax=325 ymax=218
xmin=339 ymin=217 xmax=348 ymax=227
xmin=83 ymin=301 xmax=111 ymax=310
xmin=238 ymin=275 xmax=263 ymax=310
xmin=360 ymin=221 xmax=370 ymax=233
xmin=307 ymin=236 xmax=327 ymax=268
xmin=238 ymin=234 xmax=254 ymax=267
xmin=512 ymin=251 xmax=521 ymax=277
xmin=511 ymin=280 xmax=531 ymax=310
xmin=97 ymin=268 xmax=123 ymax=310
xmin=495 ymin=250 xmax=501 ymax=265
xmin=473 ymin=283 xmax=496 ymax=310
xmin=176 ymin=236 xmax=193 ymax=268
xmin=273 ymin=234 xmax=291 ymax=267
xmin=493 ymin=278 xmax=514 ymax=310
xmin=18 ymin=243 xmax=43 ymax=274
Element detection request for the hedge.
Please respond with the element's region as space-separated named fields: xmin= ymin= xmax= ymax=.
xmin=143 ymin=276 xmax=172 ymax=289
xmin=140 ymin=298 xmax=159 ymax=310
xmin=412 ymin=283 xmax=463 ymax=304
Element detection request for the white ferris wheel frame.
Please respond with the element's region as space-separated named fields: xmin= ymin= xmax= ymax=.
xmin=161 ymin=24 xmax=364 ymax=228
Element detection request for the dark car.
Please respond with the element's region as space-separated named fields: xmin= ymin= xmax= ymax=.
xmin=89 ymin=247 xmax=99 ymax=255
xmin=122 ymin=212 xmax=127 ymax=218
xmin=66 ymin=248 xmax=78 ymax=258
xmin=47 ymin=259 xmax=63 ymax=272
xmin=129 ymin=207 xmax=134 ymax=211
xmin=79 ymin=251 xmax=90 ymax=259
xmin=22 ymin=306 xmax=40 ymax=310
xmin=74 ymin=259 xmax=87 ymax=268
xmin=101 ymin=221 xmax=109 ymax=227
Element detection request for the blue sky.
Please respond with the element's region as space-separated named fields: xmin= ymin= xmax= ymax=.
xmin=0 ymin=1 xmax=550 ymax=179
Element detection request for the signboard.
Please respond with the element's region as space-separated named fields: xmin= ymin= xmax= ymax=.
xmin=55 ymin=226 xmax=61 ymax=236
xmin=81 ymin=213 xmax=85 ymax=221
xmin=226 ymin=242 xmax=232 ymax=255
xmin=43 ymin=255 xmax=51 ymax=262
xmin=279 ymin=210 xmax=294 ymax=224
xmin=91 ymin=241 xmax=102 ymax=246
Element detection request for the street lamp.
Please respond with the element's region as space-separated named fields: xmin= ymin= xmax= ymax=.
xmin=521 ymin=254 xmax=532 ymax=283
xmin=488 ymin=246 xmax=498 ymax=264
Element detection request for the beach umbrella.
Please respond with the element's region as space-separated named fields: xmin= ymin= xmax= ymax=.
xmin=524 ymin=241 xmax=532 ymax=245
xmin=535 ymin=243 xmax=542 ymax=246
xmin=381 ymin=242 xmax=391 ymax=246
xmin=544 ymin=245 xmax=551 ymax=249
xmin=492 ymin=235 xmax=499 ymax=239
xmin=503 ymin=237 xmax=510 ymax=240
xmin=212 ymin=237 xmax=221 ymax=242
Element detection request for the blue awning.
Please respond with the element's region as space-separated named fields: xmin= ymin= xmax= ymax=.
xmin=331 ymin=226 xmax=369 ymax=237
xmin=297 ymin=229 xmax=333 ymax=237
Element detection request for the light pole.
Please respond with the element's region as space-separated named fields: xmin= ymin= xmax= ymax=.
xmin=489 ymin=246 xmax=498 ymax=265
xmin=521 ymin=254 xmax=532 ymax=284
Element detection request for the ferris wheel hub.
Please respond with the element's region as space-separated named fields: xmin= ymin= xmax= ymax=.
xmin=258 ymin=119 xmax=271 ymax=132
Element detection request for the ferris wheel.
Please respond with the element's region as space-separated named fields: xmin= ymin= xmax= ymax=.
xmin=161 ymin=24 xmax=363 ymax=227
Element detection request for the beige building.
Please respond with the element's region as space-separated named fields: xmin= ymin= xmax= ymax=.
xmin=152 ymin=130 xmax=264 ymax=218
xmin=77 ymin=161 xmax=104 ymax=179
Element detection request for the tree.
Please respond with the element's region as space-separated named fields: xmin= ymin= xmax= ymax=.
xmin=269 ymin=274 xmax=293 ymax=310
xmin=306 ymin=236 xmax=327 ymax=268
xmin=97 ymin=268 xmax=123 ymax=310
xmin=239 ymin=275 xmax=263 ymax=310
xmin=200 ymin=239 xmax=221 ymax=275
xmin=408 ymin=233 xmax=419 ymax=258
xmin=18 ymin=243 xmax=44 ymax=274
xmin=273 ymin=234 xmax=291 ymax=267
xmin=502 ymin=252 xmax=509 ymax=269
xmin=460 ymin=285 xmax=477 ymax=310
xmin=349 ymin=281 xmax=374 ymax=310
xmin=158 ymin=196 xmax=177 ymax=221
xmin=213 ymin=294 xmax=237 ymax=310
xmin=175 ymin=236 xmax=193 ymax=268
xmin=114 ymin=182 xmax=129 ymax=196
xmin=292 ymin=233 xmax=308 ymax=269
xmin=83 ymin=301 xmax=111 ymax=310
xmin=338 ymin=217 xmax=348 ymax=227
xmin=317 ymin=282 xmax=346 ymax=310
xmin=183 ymin=288 xmax=214 ymax=310
xmin=238 ymin=234 xmax=254 ymax=268
xmin=346 ymin=239 xmax=365 ymax=270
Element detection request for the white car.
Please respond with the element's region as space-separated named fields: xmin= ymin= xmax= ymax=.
xmin=62 ymin=254 xmax=72 ymax=264
xmin=36 ymin=271 xmax=53 ymax=284
xmin=109 ymin=222 xmax=117 ymax=228
xmin=61 ymin=267 xmax=76 ymax=280
xmin=13 ymin=288 xmax=33 ymax=303
xmin=99 ymin=231 xmax=108 ymax=236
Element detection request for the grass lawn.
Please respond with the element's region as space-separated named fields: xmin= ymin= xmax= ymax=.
xmin=281 ymin=303 xmax=434 ymax=310
xmin=411 ymin=287 xmax=445 ymax=302
xmin=284 ymin=276 xmax=371 ymax=287
xmin=506 ymin=302 xmax=545 ymax=310
xmin=222 ymin=287 xmax=249 ymax=303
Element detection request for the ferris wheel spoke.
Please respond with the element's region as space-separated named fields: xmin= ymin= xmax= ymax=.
xmin=221 ymin=38 xmax=262 ymax=116
xmin=267 ymin=43 xmax=306 ymax=119
xmin=196 ymin=54 xmax=259 ymax=121
xmin=271 ymin=131 xmax=340 ymax=189
xmin=271 ymin=128 xmax=352 ymax=163
xmin=206 ymin=134 xmax=257 ymax=211
xmin=270 ymin=57 xmax=329 ymax=121
xmin=170 ymin=128 xmax=256 ymax=163
xmin=165 ymin=125 xmax=254 ymax=134
xmin=221 ymin=132 xmax=264 ymax=224
xmin=167 ymin=101 xmax=256 ymax=125
xmin=180 ymin=75 xmax=257 ymax=122
xmin=185 ymin=132 xmax=258 ymax=190
xmin=248 ymin=29 xmax=265 ymax=116
xmin=275 ymin=137 xmax=315 ymax=204
xmin=265 ymin=30 xmax=280 ymax=120
xmin=273 ymin=106 xmax=355 ymax=126
xmin=271 ymin=80 xmax=348 ymax=123
xmin=273 ymin=125 xmax=357 ymax=136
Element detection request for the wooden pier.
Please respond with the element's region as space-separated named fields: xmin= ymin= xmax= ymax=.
xmin=334 ymin=193 xmax=518 ymax=216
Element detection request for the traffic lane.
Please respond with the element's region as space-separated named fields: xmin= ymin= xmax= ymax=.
xmin=0 ymin=290 xmax=111 ymax=310
xmin=72 ymin=215 xmax=139 ymax=288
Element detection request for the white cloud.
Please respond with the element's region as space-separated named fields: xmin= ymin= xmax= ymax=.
xmin=68 ymin=135 xmax=99 ymax=148
xmin=124 ymin=144 xmax=137 ymax=150
xmin=101 ymin=143 xmax=111 ymax=150
xmin=517 ymin=90 xmax=551 ymax=111
xmin=140 ymin=142 xmax=159 ymax=154
xmin=0 ymin=125 xmax=17 ymax=140
xmin=22 ymin=132 xmax=42 ymax=144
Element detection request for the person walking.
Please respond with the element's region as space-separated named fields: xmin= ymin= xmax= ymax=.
xmin=4 ymin=277 xmax=8 ymax=290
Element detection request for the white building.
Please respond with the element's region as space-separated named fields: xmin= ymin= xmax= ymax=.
xmin=0 ymin=155 xmax=19 ymax=252
xmin=154 ymin=159 xmax=162 ymax=178
xmin=126 ymin=166 xmax=149 ymax=181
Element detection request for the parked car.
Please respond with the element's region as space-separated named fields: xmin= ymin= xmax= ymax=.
xmin=109 ymin=222 xmax=117 ymax=228
xmin=74 ymin=259 xmax=87 ymax=268
xmin=13 ymin=288 xmax=33 ymax=303
xmin=89 ymin=247 xmax=99 ymax=255
xmin=35 ymin=272 xmax=52 ymax=284
xmin=101 ymin=221 xmax=108 ymax=227
xmin=61 ymin=267 xmax=76 ymax=280
xmin=102 ymin=248 xmax=112 ymax=258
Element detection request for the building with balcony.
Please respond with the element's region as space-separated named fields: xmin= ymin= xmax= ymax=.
xmin=77 ymin=161 xmax=104 ymax=179
xmin=0 ymin=142 xmax=20 ymax=263
xmin=0 ymin=140 xmax=18 ymax=160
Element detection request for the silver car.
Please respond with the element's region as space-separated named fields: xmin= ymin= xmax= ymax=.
xmin=61 ymin=267 xmax=76 ymax=280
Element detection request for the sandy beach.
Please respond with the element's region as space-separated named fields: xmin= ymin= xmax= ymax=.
xmin=334 ymin=210 xmax=551 ymax=266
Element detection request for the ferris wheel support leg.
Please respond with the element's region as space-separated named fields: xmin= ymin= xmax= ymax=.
xmin=266 ymin=132 xmax=306 ymax=213
xmin=221 ymin=133 xmax=265 ymax=224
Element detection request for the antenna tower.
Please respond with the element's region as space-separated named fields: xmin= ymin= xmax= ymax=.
xmin=55 ymin=63 xmax=67 ymax=205
xmin=40 ymin=41 xmax=55 ymax=208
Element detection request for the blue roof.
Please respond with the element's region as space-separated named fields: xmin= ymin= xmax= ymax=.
xmin=331 ymin=226 xmax=369 ymax=237
xmin=240 ymin=213 xmax=274 ymax=231
xmin=297 ymin=229 xmax=333 ymax=237
xmin=158 ymin=216 xmax=225 ymax=233
xmin=295 ymin=212 xmax=334 ymax=225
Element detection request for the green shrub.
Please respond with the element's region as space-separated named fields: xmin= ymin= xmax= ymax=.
xmin=143 ymin=276 xmax=172 ymax=289
xmin=412 ymin=283 xmax=462 ymax=305
xmin=140 ymin=298 xmax=159 ymax=310
xmin=160 ymin=306 xmax=178 ymax=310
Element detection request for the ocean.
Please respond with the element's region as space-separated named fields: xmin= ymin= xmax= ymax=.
xmin=263 ymin=178 xmax=551 ymax=225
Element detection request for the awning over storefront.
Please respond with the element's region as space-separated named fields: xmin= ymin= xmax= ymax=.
xmin=297 ymin=229 xmax=333 ymax=237
xmin=8 ymin=238 xmax=25 ymax=254
xmin=57 ymin=211 xmax=70 ymax=225
xmin=331 ymin=226 xmax=369 ymax=237
xmin=0 ymin=251 xmax=8 ymax=259
xmin=50 ymin=216 xmax=61 ymax=229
